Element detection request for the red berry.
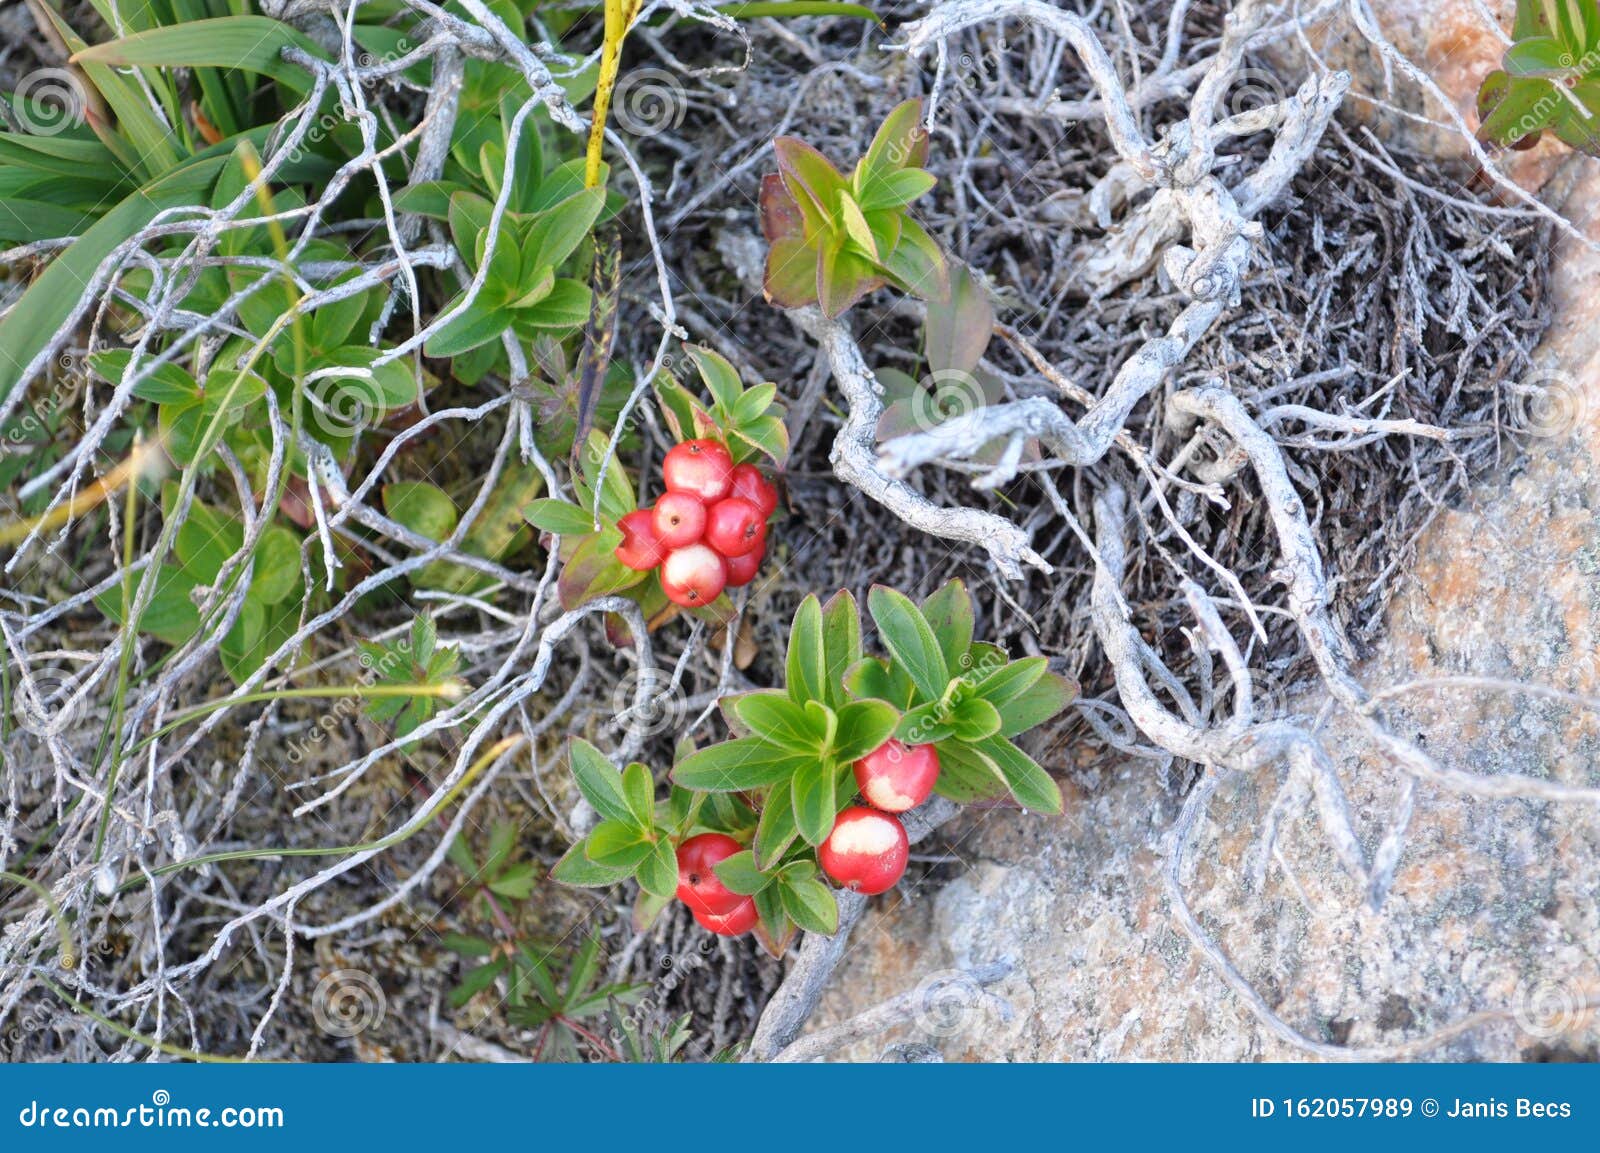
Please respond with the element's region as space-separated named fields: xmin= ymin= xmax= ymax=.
xmin=704 ymin=497 xmax=767 ymax=557
xmin=723 ymin=546 xmax=763 ymax=588
xmin=853 ymin=739 xmax=940 ymax=813
xmin=818 ymin=807 xmax=908 ymax=895
xmin=662 ymin=439 xmax=734 ymax=503
xmin=675 ymin=833 xmax=744 ymax=917
xmin=695 ymin=897 xmax=758 ymax=937
xmin=614 ymin=510 xmax=666 ymax=571
xmin=651 ymin=492 xmax=706 ymax=548
xmin=728 ymin=463 xmax=779 ymax=518
xmin=660 ymin=544 xmax=727 ymax=607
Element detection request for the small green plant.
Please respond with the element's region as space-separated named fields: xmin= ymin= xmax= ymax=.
xmin=357 ymin=616 xmax=461 ymax=739
xmin=555 ymin=581 xmax=1075 ymax=953
xmin=523 ymin=343 xmax=786 ymax=624
xmin=760 ymin=98 xmax=948 ymax=317
xmin=94 ymin=486 xmax=307 ymax=685
xmin=1477 ymin=0 xmax=1600 ymax=155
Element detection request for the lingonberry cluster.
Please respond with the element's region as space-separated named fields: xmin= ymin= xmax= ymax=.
xmin=674 ymin=739 xmax=941 ymax=937
xmin=674 ymin=832 xmax=758 ymax=936
xmin=613 ymin=438 xmax=780 ymax=608
xmin=817 ymin=740 xmax=940 ymax=897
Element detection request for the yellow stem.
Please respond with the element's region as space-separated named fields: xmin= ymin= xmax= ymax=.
xmin=585 ymin=0 xmax=642 ymax=188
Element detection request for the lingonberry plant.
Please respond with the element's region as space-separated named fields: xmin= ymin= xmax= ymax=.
xmin=761 ymin=98 xmax=949 ymax=317
xmin=1477 ymin=0 xmax=1600 ymax=155
xmin=555 ymin=580 xmax=1075 ymax=953
xmin=524 ymin=343 xmax=787 ymax=623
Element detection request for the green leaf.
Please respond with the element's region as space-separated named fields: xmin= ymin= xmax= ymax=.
xmin=636 ymin=838 xmax=678 ymax=900
xmin=820 ymin=590 xmax=862 ymax=707
xmin=832 ymin=699 xmax=899 ymax=763
xmin=920 ymin=578 xmax=976 ymax=676
xmin=780 ymin=876 xmax=840 ymax=936
xmin=976 ymin=735 xmax=1063 ymax=814
xmin=754 ymin=778 xmax=800 ymax=869
xmin=996 ymin=670 xmax=1077 ymax=738
xmin=924 ymin=264 xmax=994 ymax=377
xmin=712 ymin=850 xmax=774 ymax=897
xmin=685 ymin=344 xmax=744 ymax=415
xmin=1504 ymin=35 xmax=1574 ymax=75
xmin=439 ymin=932 xmax=494 ymax=957
xmin=424 ymin=295 xmax=515 ymax=358
xmin=785 ymin=595 xmax=828 ymax=705
xmin=728 ymin=691 xmax=824 ymax=753
xmin=72 ymin=16 xmax=324 ymax=94
xmin=522 ymin=187 xmax=605 ymax=272
xmin=91 ymin=351 xmax=199 ymax=406
xmin=0 ymin=150 xmax=230 ymax=409
xmin=568 ymin=738 xmax=638 ymax=827
xmin=869 ymin=585 xmax=951 ymax=702
xmin=383 ymin=481 xmax=458 ymax=541
xmin=513 ymin=279 xmax=593 ymax=332
xmin=948 ymin=697 xmax=1002 ymax=742
xmin=856 ymin=166 xmax=938 ymax=213
xmin=524 ymin=498 xmax=598 ymax=536
xmin=621 ymin=761 xmax=657 ymax=829
xmin=790 ymin=759 xmax=837 ymax=847
xmin=551 ymin=844 xmax=633 ymax=887
xmin=842 ymin=656 xmax=913 ymax=708
xmin=584 ymin=819 xmax=654 ymax=869
xmin=250 ymin=526 xmax=302 ymax=605
xmin=859 ymin=98 xmax=929 ymax=188
xmin=449 ymin=957 xmax=507 ymax=1007
xmin=671 ymin=738 xmax=810 ymax=792
xmin=488 ymin=861 xmax=537 ymax=899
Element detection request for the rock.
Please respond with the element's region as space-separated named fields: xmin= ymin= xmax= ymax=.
xmin=796 ymin=16 xmax=1600 ymax=1063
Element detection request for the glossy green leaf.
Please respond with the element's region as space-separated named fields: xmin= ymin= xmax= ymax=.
xmin=712 ymin=850 xmax=774 ymax=897
xmin=780 ymin=876 xmax=840 ymax=936
xmin=790 ymin=759 xmax=837 ymax=847
xmin=671 ymin=738 xmax=809 ymax=792
xmin=786 ymin=595 xmax=828 ymax=705
xmin=568 ymin=737 xmax=638 ymax=827
xmin=869 ymin=585 xmax=950 ymax=702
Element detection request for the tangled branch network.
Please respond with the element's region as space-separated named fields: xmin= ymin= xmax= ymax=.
xmin=1 ymin=0 xmax=1597 ymax=1064
xmin=0 ymin=0 xmax=737 ymax=1059
xmin=748 ymin=0 xmax=1600 ymax=1059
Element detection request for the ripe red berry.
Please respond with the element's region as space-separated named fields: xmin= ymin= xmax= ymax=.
xmin=695 ymin=897 xmax=758 ymax=937
xmin=660 ymin=543 xmax=727 ymax=607
xmin=728 ymin=463 xmax=779 ymax=518
xmin=614 ymin=510 xmax=666 ymax=571
xmin=704 ymin=497 xmax=766 ymax=557
xmin=853 ymin=739 xmax=940 ymax=814
xmin=651 ymin=492 xmax=706 ymax=548
xmin=818 ymin=807 xmax=908 ymax=895
xmin=723 ymin=546 xmax=763 ymax=588
xmin=675 ymin=833 xmax=744 ymax=917
xmin=662 ymin=439 xmax=734 ymax=503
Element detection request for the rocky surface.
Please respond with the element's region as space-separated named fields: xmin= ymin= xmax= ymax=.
xmin=797 ymin=8 xmax=1600 ymax=1062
